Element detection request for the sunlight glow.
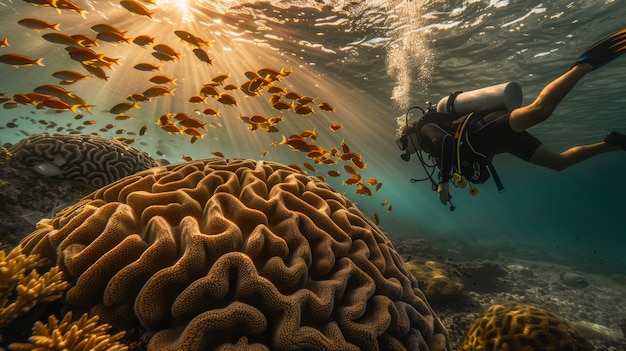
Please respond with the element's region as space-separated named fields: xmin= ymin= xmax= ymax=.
xmin=156 ymin=0 xmax=194 ymax=22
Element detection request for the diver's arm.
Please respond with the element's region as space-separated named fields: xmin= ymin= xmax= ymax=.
xmin=420 ymin=124 xmax=455 ymax=205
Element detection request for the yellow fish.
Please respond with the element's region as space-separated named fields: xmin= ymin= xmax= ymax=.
xmin=120 ymin=0 xmax=155 ymax=19
xmin=0 ymin=54 xmax=44 ymax=67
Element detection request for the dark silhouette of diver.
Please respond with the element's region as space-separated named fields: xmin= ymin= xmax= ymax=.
xmin=396 ymin=27 xmax=626 ymax=207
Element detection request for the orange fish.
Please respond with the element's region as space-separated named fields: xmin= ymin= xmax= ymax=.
xmin=223 ymin=84 xmax=238 ymax=91
xmin=160 ymin=124 xmax=182 ymax=134
xmin=0 ymin=38 xmax=8 ymax=48
xmin=52 ymin=70 xmax=90 ymax=82
xmin=192 ymin=48 xmax=213 ymax=65
xmin=179 ymin=117 xmax=206 ymax=130
xmin=172 ymin=112 xmax=190 ymax=121
xmin=53 ymin=0 xmax=86 ymax=17
xmin=42 ymin=33 xmax=80 ymax=47
xmin=202 ymin=108 xmax=220 ymax=116
xmin=17 ymin=18 xmax=60 ymax=31
xmin=285 ymin=91 xmax=302 ymax=100
xmin=318 ymin=102 xmax=335 ymax=111
xmin=0 ymin=54 xmax=44 ymax=67
xmin=200 ymin=86 xmax=220 ymax=99
xmin=343 ymin=175 xmax=361 ymax=185
xmin=143 ymin=85 xmax=175 ymax=97
xmin=211 ymin=151 xmax=225 ymax=158
xmin=150 ymin=52 xmax=173 ymax=63
xmin=211 ymin=73 xmax=230 ymax=84
xmin=115 ymin=113 xmax=132 ymax=120
xmin=12 ymin=94 xmax=33 ymax=105
xmin=174 ymin=30 xmax=211 ymax=48
xmin=134 ymin=63 xmax=161 ymax=71
xmin=96 ymin=31 xmax=132 ymax=44
xmin=91 ymin=24 xmax=125 ymax=34
xmin=272 ymin=100 xmax=293 ymax=111
xmin=81 ymin=63 xmax=108 ymax=80
xmin=303 ymin=162 xmax=316 ymax=172
xmin=217 ymin=93 xmax=237 ymax=106
xmin=3 ymin=102 xmax=18 ymax=109
xmin=373 ymin=212 xmax=380 ymax=225
xmin=120 ymin=0 xmax=155 ymax=18
xmin=280 ymin=135 xmax=310 ymax=152
xmin=149 ymin=74 xmax=176 ymax=85
xmin=154 ymin=44 xmax=181 ymax=59
xmin=182 ymin=155 xmax=193 ymax=162
xmin=343 ymin=164 xmax=358 ymax=176
xmin=133 ymin=35 xmax=155 ymax=47
xmin=182 ymin=127 xmax=205 ymax=138
xmin=188 ymin=95 xmax=206 ymax=104
xmin=110 ymin=101 xmax=139 ymax=114
xmin=355 ymin=184 xmax=372 ymax=197
xmin=329 ymin=123 xmax=342 ymax=132
xmin=41 ymin=97 xmax=80 ymax=112
xmin=294 ymin=104 xmax=314 ymax=115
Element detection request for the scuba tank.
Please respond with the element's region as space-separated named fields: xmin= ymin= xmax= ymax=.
xmin=436 ymin=82 xmax=523 ymax=115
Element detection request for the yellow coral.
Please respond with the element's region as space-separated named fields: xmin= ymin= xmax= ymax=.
xmin=9 ymin=311 xmax=127 ymax=351
xmin=0 ymin=246 xmax=69 ymax=328
xmin=461 ymin=302 xmax=593 ymax=351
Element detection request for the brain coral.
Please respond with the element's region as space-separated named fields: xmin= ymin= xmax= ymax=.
xmin=20 ymin=158 xmax=450 ymax=351
xmin=461 ymin=302 xmax=593 ymax=351
xmin=9 ymin=134 xmax=159 ymax=188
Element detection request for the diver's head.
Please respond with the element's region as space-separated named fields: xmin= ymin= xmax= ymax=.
xmin=396 ymin=119 xmax=421 ymax=161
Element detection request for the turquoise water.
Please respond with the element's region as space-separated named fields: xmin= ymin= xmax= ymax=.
xmin=1 ymin=0 xmax=625 ymax=272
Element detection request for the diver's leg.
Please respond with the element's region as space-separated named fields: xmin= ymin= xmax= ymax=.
xmin=508 ymin=63 xmax=592 ymax=133
xmin=528 ymin=142 xmax=620 ymax=171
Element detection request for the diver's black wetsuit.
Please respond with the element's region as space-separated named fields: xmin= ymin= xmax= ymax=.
xmin=418 ymin=111 xmax=543 ymax=182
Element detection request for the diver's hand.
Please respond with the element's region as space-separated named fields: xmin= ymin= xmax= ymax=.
xmin=437 ymin=182 xmax=451 ymax=205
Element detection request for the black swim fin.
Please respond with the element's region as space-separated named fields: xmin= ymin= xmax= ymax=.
xmin=574 ymin=28 xmax=626 ymax=70
xmin=604 ymin=131 xmax=626 ymax=151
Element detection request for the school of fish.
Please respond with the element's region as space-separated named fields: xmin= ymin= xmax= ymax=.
xmin=0 ymin=0 xmax=391 ymax=224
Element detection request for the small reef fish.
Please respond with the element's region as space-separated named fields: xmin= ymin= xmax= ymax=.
xmin=143 ymin=85 xmax=175 ymax=97
xmin=0 ymin=54 xmax=44 ymax=67
xmin=560 ymin=272 xmax=589 ymax=289
xmin=149 ymin=74 xmax=176 ymax=85
xmin=52 ymin=70 xmax=90 ymax=83
xmin=17 ymin=18 xmax=60 ymax=31
xmin=154 ymin=44 xmax=181 ymax=60
xmin=96 ymin=31 xmax=132 ymax=44
xmin=110 ymin=101 xmax=140 ymax=114
xmin=120 ymin=0 xmax=155 ymax=19
xmin=91 ymin=24 xmax=126 ymax=34
xmin=0 ymin=38 xmax=8 ymax=48
xmin=53 ymin=0 xmax=87 ymax=17
xmin=42 ymin=32 xmax=81 ymax=47
xmin=329 ymin=123 xmax=342 ymax=131
xmin=318 ymin=102 xmax=336 ymax=111
xmin=174 ymin=30 xmax=211 ymax=48
xmin=192 ymin=48 xmax=213 ymax=65
xmin=134 ymin=63 xmax=161 ymax=71
xmin=132 ymin=35 xmax=155 ymax=47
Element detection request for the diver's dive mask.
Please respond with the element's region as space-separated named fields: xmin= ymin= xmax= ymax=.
xmin=396 ymin=135 xmax=411 ymax=161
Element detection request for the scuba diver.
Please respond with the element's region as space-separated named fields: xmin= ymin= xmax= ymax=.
xmin=396 ymin=27 xmax=626 ymax=210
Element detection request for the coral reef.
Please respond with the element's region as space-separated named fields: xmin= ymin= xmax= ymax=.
xmin=9 ymin=311 xmax=127 ymax=351
xmin=403 ymin=256 xmax=464 ymax=305
xmin=20 ymin=158 xmax=450 ymax=351
xmin=9 ymin=134 xmax=159 ymax=189
xmin=460 ymin=301 xmax=594 ymax=351
xmin=0 ymin=246 xmax=69 ymax=330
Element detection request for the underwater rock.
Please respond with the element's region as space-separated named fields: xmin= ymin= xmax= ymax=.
xmin=20 ymin=158 xmax=451 ymax=351
xmin=460 ymin=302 xmax=594 ymax=351
xmin=454 ymin=260 xmax=508 ymax=293
xmin=403 ymin=255 xmax=464 ymax=305
xmin=560 ymin=272 xmax=589 ymax=289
